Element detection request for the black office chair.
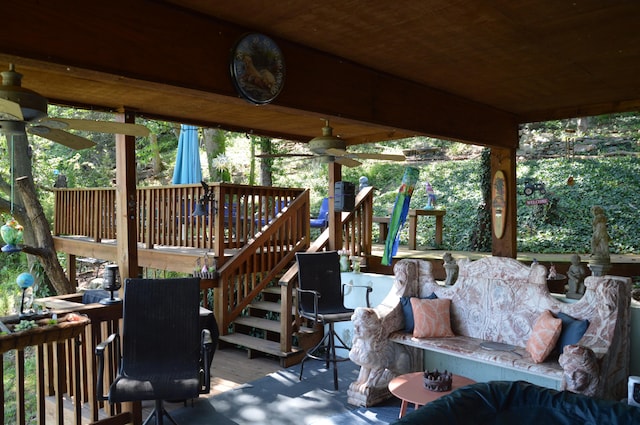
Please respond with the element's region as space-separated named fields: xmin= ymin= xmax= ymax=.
xmin=295 ymin=251 xmax=371 ymax=390
xmin=96 ymin=278 xmax=213 ymax=425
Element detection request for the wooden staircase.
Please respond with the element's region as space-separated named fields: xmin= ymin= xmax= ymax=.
xmin=218 ymin=286 xmax=322 ymax=367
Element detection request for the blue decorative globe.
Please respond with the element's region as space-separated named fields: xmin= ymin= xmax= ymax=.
xmin=16 ymin=272 xmax=35 ymax=289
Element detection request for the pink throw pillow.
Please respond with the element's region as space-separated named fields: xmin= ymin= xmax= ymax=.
xmin=526 ymin=310 xmax=562 ymax=363
xmin=410 ymin=298 xmax=455 ymax=338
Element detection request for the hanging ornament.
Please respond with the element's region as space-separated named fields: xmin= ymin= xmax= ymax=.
xmin=1 ymin=218 xmax=24 ymax=252
xmin=16 ymin=272 xmax=35 ymax=317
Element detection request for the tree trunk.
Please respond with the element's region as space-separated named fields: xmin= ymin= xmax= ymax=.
xmin=259 ymin=137 xmax=273 ymax=187
xmin=203 ymin=128 xmax=228 ymax=181
xmin=16 ymin=176 xmax=75 ymax=294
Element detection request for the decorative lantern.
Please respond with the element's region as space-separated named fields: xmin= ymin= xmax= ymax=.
xmin=1 ymin=218 xmax=24 ymax=253
xmin=100 ymin=264 xmax=122 ymax=305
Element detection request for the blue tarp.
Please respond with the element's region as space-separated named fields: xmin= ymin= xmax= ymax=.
xmin=172 ymin=124 xmax=202 ymax=184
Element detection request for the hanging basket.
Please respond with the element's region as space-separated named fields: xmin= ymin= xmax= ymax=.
xmin=193 ymin=252 xmax=217 ymax=279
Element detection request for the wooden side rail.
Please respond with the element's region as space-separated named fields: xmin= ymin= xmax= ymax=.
xmin=0 ymin=314 xmax=90 ymax=425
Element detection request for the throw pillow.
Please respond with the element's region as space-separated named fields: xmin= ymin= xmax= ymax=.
xmin=526 ymin=310 xmax=562 ymax=363
xmin=410 ymin=297 xmax=454 ymax=338
xmin=555 ymin=312 xmax=590 ymax=354
xmin=401 ymin=292 xmax=437 ymax=332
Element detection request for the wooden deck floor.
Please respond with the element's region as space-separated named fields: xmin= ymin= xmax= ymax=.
xmin=49 ymin=346 xmax=284 ymax=424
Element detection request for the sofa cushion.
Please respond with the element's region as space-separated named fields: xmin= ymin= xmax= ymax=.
xmin=555 ymin=312 xmax=589 ymax=354
xmin=401 ymin=292 xmax=437 ymax=332
xmin=410 ymin=297 xmax=455 ymax=338
xmin=526 ymin=310 xmax=562 ymax=363
xmin=391 ymin=381 xmax=640 ymax=425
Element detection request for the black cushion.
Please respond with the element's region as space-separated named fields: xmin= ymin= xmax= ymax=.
xmin=392 ymin=381 xmax=640 ymax=425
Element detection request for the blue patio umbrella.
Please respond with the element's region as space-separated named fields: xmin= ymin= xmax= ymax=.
xmin=172 ymin=124 xmax=202 ymax=184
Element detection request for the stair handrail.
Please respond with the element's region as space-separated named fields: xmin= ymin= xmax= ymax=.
xmin=214 ymin=191 xmax=311 ymax=334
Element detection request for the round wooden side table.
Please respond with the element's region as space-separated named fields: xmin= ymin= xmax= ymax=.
xmin=388 ymin=372 xmax=476 ymax=418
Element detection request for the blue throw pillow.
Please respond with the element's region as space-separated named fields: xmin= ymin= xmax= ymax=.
xmin=555 ymin=312 xmax=590 ymax=354
xmin=401 ymin=292 xmax=437 ymax=332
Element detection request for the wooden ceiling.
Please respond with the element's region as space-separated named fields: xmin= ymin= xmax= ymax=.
xmin=0 ymin=1 xmax=638 ymax=149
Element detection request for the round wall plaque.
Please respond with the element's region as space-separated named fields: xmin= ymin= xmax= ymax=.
xmin=230 ymin=33 xmax=285 ymax=105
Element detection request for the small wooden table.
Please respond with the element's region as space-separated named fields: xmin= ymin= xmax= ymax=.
xmin=388 ymin=372 xmax=475 ymax=418
xmin=408 ymin=209 xmax=446 ymax=249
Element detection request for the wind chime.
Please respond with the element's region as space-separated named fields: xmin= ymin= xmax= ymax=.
xmin=1 ymin=134 xmax=36 ymax=317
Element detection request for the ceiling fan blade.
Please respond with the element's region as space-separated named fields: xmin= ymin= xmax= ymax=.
xmin=350 ymin=152 xmax=406 ymax=161
xmin=256 ymin=153 xmax=314 ymax=158
xmin=334 ymin=156 xmax=361 ymax=167
xmin=325 ymin=147 xmax=405 ymax=162
xmin=28 ymin=126 xmax=96 ymax=149
xmin=43 ymin=118 xmax=150 ymax=137
xmin=0 ymin=98 xmax=24 ymax=120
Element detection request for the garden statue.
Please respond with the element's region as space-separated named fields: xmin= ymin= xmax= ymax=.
xmin=588 ymin=205 xmax=612 ymax=276
xmin=358 ymin=176 xmax=370 ymax=192
xmin=566 ymin=254 xmax=587 ymax=299
xmin=443 ymin=252 xmax=458 ymax=286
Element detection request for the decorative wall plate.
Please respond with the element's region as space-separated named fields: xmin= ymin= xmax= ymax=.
xmin=230 ymin=33 xmax=285 ymax=105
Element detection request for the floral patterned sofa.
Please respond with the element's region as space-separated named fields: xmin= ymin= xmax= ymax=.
xmin=347 ymin=257 xmax=632 ymax=407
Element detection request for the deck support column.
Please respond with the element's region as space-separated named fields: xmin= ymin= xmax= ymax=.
xmin=115 ymin=109 xmax=142 ymax=424
xmin=328 ymin=162 xmax=342 ymax=251
xmin=491 ymin=146 xmax=517 ymax=258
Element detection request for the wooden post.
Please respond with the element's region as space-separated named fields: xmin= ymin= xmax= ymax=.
xmin=491 ymin=146 xmax=517 ymax=258
xmin=328 ymin=162 xmax=342 ymax=251
xmin=114 ymin=110 xmax=142 ymax=425
xmin=114 ymin=110 xmax=140 ymax=282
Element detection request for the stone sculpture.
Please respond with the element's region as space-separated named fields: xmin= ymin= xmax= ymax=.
xmin=589 ymin=205 xmax=612 ymax=276
xmin=566 ymin=253 xmax=587 ymax=299
xmin=443 ymin=252 xmax=458 ymax=286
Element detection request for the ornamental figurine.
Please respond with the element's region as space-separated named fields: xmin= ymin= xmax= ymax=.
xmin=588 ymin=205 xmax=612 ymax=276
xmin=443 ymin=252 xmax=458 ymax=286
xmin=424 ymin=181 xmax=437 ymax=209
xmin=566 ymin=254 xmax=587 ymax=300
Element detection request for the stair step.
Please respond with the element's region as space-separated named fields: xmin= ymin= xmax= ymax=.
xmin=261 ymin=286 xmax=281 ymax=295
xmin=235 ymin=316 xmax=282 ymax=334
xmin=249 ymin=300 xmax=282 ymax=313
xmin=219 ymin=333 xmax=302 ymax=358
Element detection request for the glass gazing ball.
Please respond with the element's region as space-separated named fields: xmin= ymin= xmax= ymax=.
xmin=16 ymin=272 xmax=35 ymax=289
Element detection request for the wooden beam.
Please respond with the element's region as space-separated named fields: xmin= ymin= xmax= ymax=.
xmin=0 ymin=0 xmax=517 ymax=148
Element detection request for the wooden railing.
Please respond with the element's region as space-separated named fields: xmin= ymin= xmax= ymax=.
xmin=52 ymin=183 xmax=375 ymax=382
xmin=0 ymin=301 xmax=120 ymax=425
xmin=54 ymin=183 xmax=306 ymax=259
xmin=215 ymin=191 xmax=311 ymax=333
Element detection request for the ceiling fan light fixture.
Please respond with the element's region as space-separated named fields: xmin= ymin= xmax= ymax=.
xmin=308 ymin=120 xmax=346 ymax=154
xmin=0 ymin=64 xmax=48 ymax=122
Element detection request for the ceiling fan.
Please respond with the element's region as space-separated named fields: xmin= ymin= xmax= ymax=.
xmin=260 ymin=120 xmax=406 ymax=167
xmin=0 ymin=64 xmax=149 ymax=149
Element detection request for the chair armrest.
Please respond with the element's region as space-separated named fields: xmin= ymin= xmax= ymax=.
xmin=95 ymin=333 xmax=119 ymax=401
xmin=295 ymin=288 xmax=321 ymax=322
xmin=200 ymin=329 xmax=213 ymax=394
xmin=343 ymin=282 xmax=373 ymax=307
